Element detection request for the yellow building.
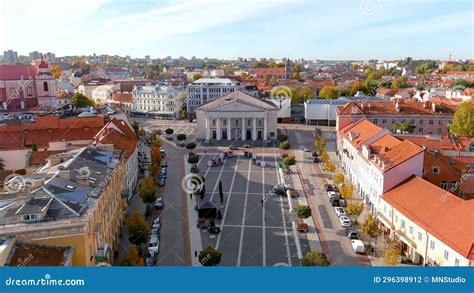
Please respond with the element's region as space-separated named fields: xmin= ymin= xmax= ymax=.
xmin=0 ymin=145 xmax=127 ymax=266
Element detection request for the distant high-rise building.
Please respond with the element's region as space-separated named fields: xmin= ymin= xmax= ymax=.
xmin=3 ymin=50 xmax=18 ymax=63
xmin=44 ymin=52 xmax=56 ymax=62
xmin=29 ymin=51 xmax=41 ymax=60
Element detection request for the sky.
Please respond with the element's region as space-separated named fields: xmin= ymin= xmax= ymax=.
xmin=0 ymin=0 xmax=472 ymax=60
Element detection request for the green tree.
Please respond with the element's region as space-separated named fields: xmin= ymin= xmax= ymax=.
xmin=362 ymin=213 xmax=380 ymax=246
xmin=323 ymin=160 xmax=335 ymax=174
xmin=448 ymin=102 xmax=474 ymax=136
xmin=120 ymin=246 xmax=144 ymax=266
xmin=283 ymin=156 xmax=296 ymax=167
xmin=391 ymin=76 xmax=409 ymax=89
xmin=131 ymin=121 xmax=140 ymax=134
xmin=185 ymin=142 xmax=196 ymax=150
xmin=198 ymin=246 xmax=222 ymax=266
xmin=347 ymin=203 xmax=364 ymax=224
xmin=31 ymin=143 xmax=38 ymax=152
xmin=302 ymin=251 xmax=330 ymax=266
xmin=277 ymin=134 xmax=288 ymax=142
xmin=279 ymin=141 xmax=291 ymax=150
xmin=294 ymin=205 xmax=312 ymax=222
xmin=176 ymin=134 xmax=187 ymax=142
xmin=319 ymin=86 xmax=339 ymax=99
xmin=192 ymin=73 xmax=202 ymax=81
xmin=450 ymin=79 xmax=473 ymax=90
xmin=392 ymin=122 xmax=416 ymax=134
xmin=165 ymin=128 xmax=174 ymax=136
xmin=339 ymin=183 xmax=355 ymax=201
xmin=383 ymin=240 xmax=401 ymax=266
xmin=314 ymin=137 xmax=326 ymax=154
xmin=188 ymin=154 xmax=199 ymax=166
xmin=125 ymin=211 xmax=150 ymax=247
xmin=71 ymin=92 xmax=95 ymax=108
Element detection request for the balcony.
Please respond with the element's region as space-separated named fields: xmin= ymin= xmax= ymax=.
xmin=95 ymin=243 xmax=111 ymax=263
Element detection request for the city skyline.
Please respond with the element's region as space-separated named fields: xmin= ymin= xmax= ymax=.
xmin=1 ymin=0 xmax=472 ymax=60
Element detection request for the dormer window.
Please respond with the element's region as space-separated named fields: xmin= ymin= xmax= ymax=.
xmin=22 ymin=214 xmax=39 ymax=221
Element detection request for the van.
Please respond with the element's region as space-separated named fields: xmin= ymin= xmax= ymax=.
xmin=351 ymin=240 xmax=365 ymax=254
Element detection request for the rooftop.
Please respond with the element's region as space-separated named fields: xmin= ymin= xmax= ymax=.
xmin=337 ymin=100 xmax=457 ymax=116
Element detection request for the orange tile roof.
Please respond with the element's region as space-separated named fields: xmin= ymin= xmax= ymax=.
xmin=382 ymin=175 xmax=474 ymax=258
xmin=111 ymin=92 xmax=133 ymax=103
xmin=341 ymin=119 xmax=384 ymax=148
xmin=94 ymin=119 xmax=137 ymax=159
xmin=422 ymin=151 xmax=468 ymax=196
xmin=375 ymin=139 xmax=424 ymax=172
xmin=337 ymin=100 xmax=456 ymax=116
xmin=369 ymin=133 xmax=401 ymax=154
xmin=256 ymin=67 xmax=286 ymax=76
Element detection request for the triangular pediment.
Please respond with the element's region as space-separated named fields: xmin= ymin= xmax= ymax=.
xmin=209 ymin=101 xmax=266 ymax=112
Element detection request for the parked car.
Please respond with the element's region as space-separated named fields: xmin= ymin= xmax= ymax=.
xmin=160 ymin=147 xmax=166 ymax=156
xmin=346 ymin=228 xmax=359 ymax=239
xmin=243 ymin=144 xmax=251 ymax=148
xmin=155 ymin=197 xmax=164 ymax=209
xmin=334 ymin=207 xmax=346 ymax=217
xmin=327 ymin=191 xmax=337 ymax=198
xmin=339 ymin=216 xmax=351 ymax=227
xmin=161 ymin=161 xmax=168 ymax=168
xmin=330 ymin=198 xmax=340 ymax=207
xmin=313 ymin=157 xmax=321 ymax=163
xmin=148 ymin=239 xmax=160 ymax=256
xmin=158 ymin=178 xmax=166 ymax=186
xmin=312 ymin=151 xmax=318 ymax=157
xmin=351 ymin=239 xmax=365 ymax=254
xmin=228 ymin=144 xmax=239 ymax=150
xmin=192 ymin=119 xmax=197 ymax=123
xmin=303 ymin=147 xmax=310 ymax=152
xmin=145 ymin=256 xmax=156 ymax=266
xmin=153 ymin=217 xmax=161 ymax=227
xmin=324 ymin=184 xmax=334 ymax=192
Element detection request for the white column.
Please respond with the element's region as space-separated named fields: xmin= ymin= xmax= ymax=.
xmin=205 ymin=117 xmax=211 ymax=141
xmin=241 ymin=118 xmax=245 ymax=140
xmin=252 ymin=117 xmax=257 ymax=141
xmin=227 ymin=118 xmax=232 ymax=141
xmin=263 ymin=116 xmax=268 ymax=140
xmin=216 ymin=118 xmax=221 ymax=140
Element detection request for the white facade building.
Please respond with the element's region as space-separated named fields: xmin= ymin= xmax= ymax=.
xmin=195 ymin=91 xmax=278 ymax=142
xmin=132 ymin=85 xmax=186 ymax=118
xmin=186 ymin=78 xmax=245 ymax=117
xmin=91 ymin=84 xmax=119 ymax=105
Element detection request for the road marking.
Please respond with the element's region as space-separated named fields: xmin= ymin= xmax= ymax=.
xmin=236 ymin=158 xmax=252 ymax=266
xmin=275 ymin=155 xmax=292 ymax=266
xmin=215 ymin=155 xmax=240 ymax=250
xmin=209 ymin=156 xmax=227 ymax=202
xmin=262 ymin=161 xmax=266 ymax=266
xmin=223 ymin=224 xmax=289 ymax=229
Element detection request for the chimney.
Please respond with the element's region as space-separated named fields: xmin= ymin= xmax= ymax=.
xmin=431 ymin=102 xmax=436 ymax=112
xmin=395 ymin=101 xmax=400 ymax=112
xmin=48 ymin=154 xmax=61 ymax=166
xmin=58 ymin=168 xmax=71 ymax=180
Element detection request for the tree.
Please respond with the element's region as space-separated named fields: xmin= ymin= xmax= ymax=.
xmin=391 ymin=76 xmax=409 ymax=89
xmin=320 ymin=149 xmax=329 ymax=162
xmin=333 ymin=172 xmax=345 ymax=187
xmin=277 ymin=134 xmax=288 ymax=142
xmin=363 ymin=67 xmax=373 ymax=75
xmin=139 ymin=177 xmax=157 ymax=211
xmin=71 ymin=93 xmax=95 ymax=108
xmin=179 ymin=108 xmax=187 ymax=119
xmin=50 ymin=65 xmax=62 ymax=79
xmin=294 ymin=205 xmax=312 ymax=222
xmin=31 ymin=143 xmax=38 ymax=152
xmin=383 ymin=240 xmax=401 ymax=266
xmin=347 ymin=203 xmax=364 ymax=224
xmin=192 ymin=73 xmax=202 ymax=81
xmin=165 ymin=128 xmax=174 ymax=136
xmin=319 ymin=86 xmax=339 ymax=99
xmin=279 ymin=141 xmax=291 ymax=150
xmin=302 ymin=251 xmax=330 ymax=266
xmin=314 ymin=137 xmax=326 ymax=154
xmin=188 ymin=154 xmax=199 ymax=166
xmin=185 ymin=142 xmax=196 ymax=150
xmin=392 ymin=122 xmax=415 ymax=134
xmin=131 ymin=121 xmax=140 ymax=134
xmin=120 ymin=246 xmax=144 ymax=266
xmin=362 ymin=213 xmax=380 ymax=246
xmin=323 ymin=160 xmax=335 ymax=174
xmin=0 ymin=158 xmax=5 ymax=171
xmin=125 ymin=211 xmax=150 ymax=247
xmin=339 ymin=183 xmax=355 ymax=201
xmin=448 ymin=101 xmax=474 ymax=136
xmin=450 ymin=78 xmax=473 ymax=90
xmin=198 ymin=246 xmax=222 ymax=266
xmin=176 ymin=134 xmax=187 ymax=142
xmin=283 ymin=156 xmax=296 ymax=167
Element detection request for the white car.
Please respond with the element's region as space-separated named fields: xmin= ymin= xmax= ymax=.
xmin=148 ymin=239 xmax=160 ymax=256
xmin=335 ymin=207 xmax=346 ymax=217
xmin=303 ymin=147 xmax=310 ymax=152
xmin=339 ymin=216 xmax=351 ymax=227
xmin=351 ymin=239 xmax=365 ymax=254
xmin=327 ymin=191 xmax=337 ymax=198
xmin=155 ymin=197 xmax=164 ymax=209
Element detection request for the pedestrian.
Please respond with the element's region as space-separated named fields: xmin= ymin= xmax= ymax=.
xmin=261 ymin=199 xmax=264 ymax=206
xmin=190 ymin=193 xmax=193 ymax=199
xmin=194 ymin=250 xmax=198 ymax=258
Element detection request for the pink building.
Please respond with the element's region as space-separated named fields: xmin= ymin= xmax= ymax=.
xmin=0 ymin=58 xmax=58 ymax=112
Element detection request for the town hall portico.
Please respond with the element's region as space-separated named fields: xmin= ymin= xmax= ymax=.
xmin=195 ymin=91 xmax=278 ymax=143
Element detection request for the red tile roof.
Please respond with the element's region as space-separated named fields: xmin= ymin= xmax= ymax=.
xmin=337 ymin=100 xmax=456 ymax=116
xmin=256 ymin=67 xmax=286 ymax=76
xmin=382 ymin=175 xmax=474 ymax=258
xmin=111 ymin=92 xmax=132 ymax=103
xmin=0 ymin=65 xmax=37 ymax=80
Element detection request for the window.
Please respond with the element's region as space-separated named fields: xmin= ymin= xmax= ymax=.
xmin=389 ymin=210 xmax=392 ymax=217
xmin=438 ymin=120 xmax=443 ymax=125
xmin=247 ymin=119 xmax=251 ymax=126
xmin=409 ymin=226 xmax=413 ymax=234
xmin=373 ymin=119 xmax=378 ymax=124
xmin=441 ymin=181 xmax=448 ymax=190
xmin=391 ymin=119 xmax=396 ymax=124
xmin=450 ymin=181 xmax=457 ymax=189
xmin=419 ymin=119 xmax=424 ymax=124
xmin=430 ymin=240 xmax=435 ymax=250
xmin=401 ymin=119 xmax=406 ymax=123
xmin=432 ymin=167 xmax=440 ymax=174
xmin=9 ymin=88 xmax=17 ymax=96
xmin=419 ymin=128 xmax=423 ymax=133
xmin=382 ymin=119 xmax=387 ymax=124
xmin=455 ymin=259 xmax=460 ymax=266
xmin=235 ymin=120 xmax=239 ymax=126
xmin=223 ymin=119 xmax=227 ymax=126
xmin=43 ymin=82 xmax=48 ymax=91
xmin=429 ymin=119 xmax=433 ymax=124
xmin=383 ymin=205 xmax=386 ymax=213
xmin=212 ymin=119 xmax=216 ymax=126
xmin=394 ymin=215 xmax=398 ymax=223
xmin=437 ymin=128 xmax=442 ymax=134
xmin=401 ymin=220 xmax=405 ymax=228
xmin=443 ymin=250 xmax=449 ymax=260
xmin=27 ymin=87 xmax=33 ymax=96
xmin=410 ymin=119 xmax=414 ymax=125
xmin=417 ymin=232 xmax=422 ymax=241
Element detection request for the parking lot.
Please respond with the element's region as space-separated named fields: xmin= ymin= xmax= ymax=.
xmin=193 ymin=153 xmax=311 ymax=266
